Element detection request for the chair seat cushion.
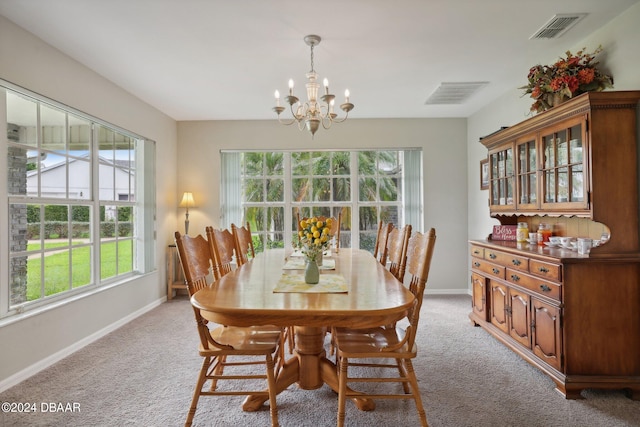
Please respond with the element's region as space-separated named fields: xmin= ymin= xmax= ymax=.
xmin=207 ymin=325 xmax=281 ymax=351
xmin=333 ymin=326 xmax=416 ymax=357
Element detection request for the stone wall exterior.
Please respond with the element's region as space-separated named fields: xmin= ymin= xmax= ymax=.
xmin=7 ymin=144 xmax=28 ymax=305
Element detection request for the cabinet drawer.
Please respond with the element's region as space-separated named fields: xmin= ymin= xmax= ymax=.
xmin=484 ymin=248 xmax=529 ymax=272
xmin=470 ymin=245 xmax=484 ymax=258
xmin=472 ymin=259 xmax=505 ymax=279
xmin=506 ymin=268 xmax=561 ymax=301
xmin=529 ymin=259 xmax=562 ymax=282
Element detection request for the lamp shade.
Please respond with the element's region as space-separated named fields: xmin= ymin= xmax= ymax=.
xmin=179 ymin=192 xmax=196 ymax=208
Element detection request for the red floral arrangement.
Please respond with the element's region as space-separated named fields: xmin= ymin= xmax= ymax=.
xmin=520 ymin=46 xmax=614 ymax=113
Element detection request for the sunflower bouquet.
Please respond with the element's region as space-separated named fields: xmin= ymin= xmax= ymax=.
xmin=297 ymin=217 xmax=334 ymax=262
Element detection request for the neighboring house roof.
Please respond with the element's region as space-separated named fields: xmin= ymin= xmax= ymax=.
xmin=26 ymin=153 xmax=135 ymax=178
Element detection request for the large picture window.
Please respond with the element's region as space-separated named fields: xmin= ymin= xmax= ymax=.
xmin=221 ymin=149 xmax=422 ymax=253
xmin=2 ymin=84 xmax=156 ymax=318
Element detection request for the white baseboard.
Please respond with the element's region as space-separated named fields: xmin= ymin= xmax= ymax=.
xmin=0 ymin=297 xmax=166 ymax=393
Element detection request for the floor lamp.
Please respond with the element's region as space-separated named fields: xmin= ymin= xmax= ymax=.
xmin=179 ymin=192 xmax=196 ymax=235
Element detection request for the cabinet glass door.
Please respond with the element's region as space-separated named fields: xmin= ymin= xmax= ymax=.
xmin=516 ymin=137 xmax=537 ymax=209
xmin=541 ymin=119 xmax=588 ymax=209
xmin=489 ymin=146 xmax=514 ymax=211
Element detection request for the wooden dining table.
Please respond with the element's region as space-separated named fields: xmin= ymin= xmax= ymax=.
xmin=190 ymin=248 xmax=415 ymax=412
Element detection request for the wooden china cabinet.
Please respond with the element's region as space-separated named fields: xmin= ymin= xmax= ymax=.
xmin=469 ymin=91 xmax=640 ymax=399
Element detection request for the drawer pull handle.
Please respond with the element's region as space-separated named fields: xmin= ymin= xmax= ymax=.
xmin=489 ymin=253 xmax=497 ymax=259
xmin=538 ymin=267 xmax=549 ymax=273
xmin=510 ymin=274 xmax=520 ymax=282
xmin=474 ymin=262 xmax=480 ymax=267
xmin=540 ymin=284 xmax=551 ymax=292
xmin=473 ymin=250 xmax=480 ymax=255
xmin=512 ymin=259 xmax=521 ymax=266
xmin=492 ymin=268 xmax=500 ymax=275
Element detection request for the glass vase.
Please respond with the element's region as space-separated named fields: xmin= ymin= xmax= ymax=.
xmin=316 ymin=251 xmax=323 ymax=267
xmin=304 ymin=259 xmax=320 ymax=284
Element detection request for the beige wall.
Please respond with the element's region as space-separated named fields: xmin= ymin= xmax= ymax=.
xmin=177 ymin=117 xmax=468 ymax=293
xmin=466 ymin=3 xmax=640 ymax=284
xmin=0 ymin=15 xmax=178 ymax=388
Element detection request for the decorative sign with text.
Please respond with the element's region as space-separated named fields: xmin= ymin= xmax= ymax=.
xmin=492 ymin=225 xmax=517 ymax=241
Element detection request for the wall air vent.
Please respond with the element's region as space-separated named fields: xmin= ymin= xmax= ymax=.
xmin=425 ymin=82 xmax=489 ymax=105
xmin=530 ymin=13 xmax=587 ymax=39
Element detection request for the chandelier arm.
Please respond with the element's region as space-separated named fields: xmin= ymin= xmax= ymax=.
xmin=330 ymin=112 xmax=350 ymax=124
xmin=320 ymin=116 xmax=334 ymax=130
xmin=289 ymin=102 xmax=304 ymax=122
xmin=277 ymin=116 xmax=300 ymax=126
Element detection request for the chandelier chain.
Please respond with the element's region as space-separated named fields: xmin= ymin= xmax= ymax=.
xmin=310 ymin=43 xmax=315 ymax=72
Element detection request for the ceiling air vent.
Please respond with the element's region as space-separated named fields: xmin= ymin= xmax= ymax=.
xmin=425 ymin=82 xmax=489 ymax=105
xmin=530 ymin=13 xmax=587 ymax=39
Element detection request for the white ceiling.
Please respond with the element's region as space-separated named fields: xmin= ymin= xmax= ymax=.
xmin=0 ymin=0 xmax=638 ymax=121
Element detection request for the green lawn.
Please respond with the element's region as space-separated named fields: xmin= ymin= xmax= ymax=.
xmin=27 ymin=240 xmax=133 ymax=301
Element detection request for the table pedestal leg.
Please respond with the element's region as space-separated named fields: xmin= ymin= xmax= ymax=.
xmin=242 ymin=356 xmax=300 ymax=411
xmin=242 ymin=325 xmax=375 ymax=412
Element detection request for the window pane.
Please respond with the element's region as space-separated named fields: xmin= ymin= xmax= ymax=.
xmin=44 ymin=204 xmax=69 ymax=239
xmin=44 ymin=249 xmax=70 ymax=296
xmin=313 ymin=152 xmax=330 ymax=175
xmin=69 ymin=113 xmax=91 ymax=153
xmin=6 ymin=91 xmax=37 ymax=147
xmin=117 ymin=206 xmax=133 ymax=237
xmin=333 ymin=177 xmax=350 ymax=201
xmin=243 ymin=152 xmax=264 ymax=176
xmin=41 ymin=103 xmax=66 ymax=152
xmin=332 ymin=151 xmax=350 ymax=175
xmin=291 ymin=152 xmax=310 ymax=175
xmin=292 ymin=178 xmax=311 ymax=202
xmin=266 ymin=178 xmax=283 ymax=202
xmin=359 ymin=206 xmax=378 ymax=253
xmin=244 ymin=179 xmax=264 ymax=202
xmin=313 ymin=178 xmax=330 ymax=201
xmin=69 ymin=159 xmax=91 ymax=199
xmin=100 ymin=240 xmax=117 ymax=280
xmin=359 ymin=177 xmax=377 ymax=201
xmin=71 ymin=246 xmax=92 ymax=287
xmin=266 ymin=206 xmax=284 ymax=250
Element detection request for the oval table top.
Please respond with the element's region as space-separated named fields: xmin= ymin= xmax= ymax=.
xmin=191 ymin=248 xmax=414 ymax=328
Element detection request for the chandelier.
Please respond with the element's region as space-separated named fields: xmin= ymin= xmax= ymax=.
xmin=273 ymin=35 xmax=354 ymax=136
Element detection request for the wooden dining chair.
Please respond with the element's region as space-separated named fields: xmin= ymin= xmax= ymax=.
xmin=205 ymin=226 xmax=236 ymax=280
xmin=386 ymin=224 xmax=412 ymax=282
xmin=174 ymin=231 xmax=283 ymax=427
xmin=333 ymin=228 xmax=437 ymax=427
xmin=231 ymin=222 xmax=255 ymax=266
xmin=373 ymin=220 xmax=394 ymax=265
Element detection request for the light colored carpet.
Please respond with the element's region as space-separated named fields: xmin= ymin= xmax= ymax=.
xmin=1 ymin=295 xmax=639 ymax=427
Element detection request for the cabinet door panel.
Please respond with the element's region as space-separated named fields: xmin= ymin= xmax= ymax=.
xmin=540 ymin=117 xmax=589 ymax=210
xmin=489 ymin=146 xmax=515 ymax=212
xmin=489 ymin=281 xmax=509 ymax=333
xmin=509 ymin=289 xmax=531 ymax=348
xmin=532 ymin=298 xmax=562 ymax=371
xmin=471 ymin=273 xmax=488 ymax=321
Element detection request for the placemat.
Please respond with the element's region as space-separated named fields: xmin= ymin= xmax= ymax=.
xmin=282 ymin=258 xmax=336 ymax=270
xmin=273 ymin=273 xmax=348 ymax=293
xmin=290 ymin=249 xmax=332 ymax=257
